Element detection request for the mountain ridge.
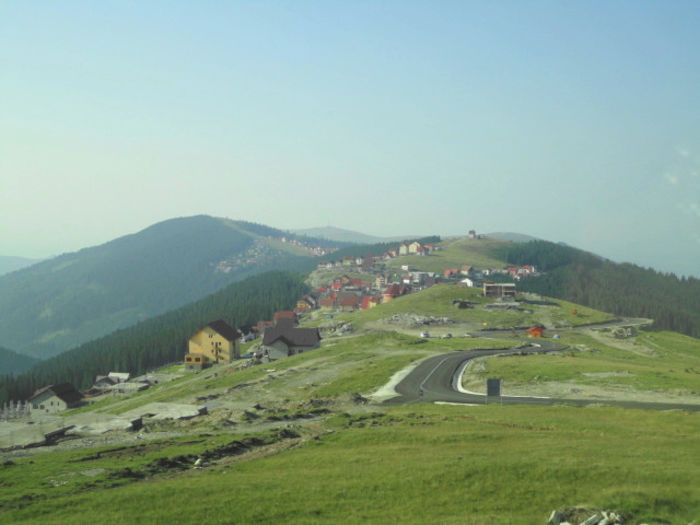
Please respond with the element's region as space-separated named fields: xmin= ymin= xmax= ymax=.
xmin=0 ymin=215 xmax=334 ymax=360
xmin=291 ymin=226 xmax=419 ymax=244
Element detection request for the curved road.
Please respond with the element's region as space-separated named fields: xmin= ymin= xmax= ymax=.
xmin=384 ymin=340 xmax=700 ymax=412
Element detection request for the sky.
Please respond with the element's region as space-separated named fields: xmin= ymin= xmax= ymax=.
xmin=1 ymin=1 xmax=699 ymax=277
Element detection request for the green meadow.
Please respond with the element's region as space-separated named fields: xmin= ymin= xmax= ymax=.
xmin=468 ymin=331 xmax=700 ymax=395
xmin=2 ymin=404 xmax=698 ymax=524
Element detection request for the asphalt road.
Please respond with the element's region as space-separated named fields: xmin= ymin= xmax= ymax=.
xmin=385 ymin=340 xmax=700 ymax=412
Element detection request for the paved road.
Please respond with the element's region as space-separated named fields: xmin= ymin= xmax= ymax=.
xmin=385 ymin=340 xmax=700 ymax=412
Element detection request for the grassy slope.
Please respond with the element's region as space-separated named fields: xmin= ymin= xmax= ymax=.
xmin=2 ymin=405 xmax=698 ymax=524
xmin=312 ymin=284 xmax=614 ymax=331
xmin=3 ymin=285 xmax=699 ymax=524
xmin=467 ymin=330 xmax=700 ymax=395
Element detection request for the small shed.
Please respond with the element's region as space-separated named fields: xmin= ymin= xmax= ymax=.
xmin=526 ymin=326 xmax=544 ymax=338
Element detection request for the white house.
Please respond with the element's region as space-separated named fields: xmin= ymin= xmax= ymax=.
xmin=28 ymin=383 xmax=83 ymax=413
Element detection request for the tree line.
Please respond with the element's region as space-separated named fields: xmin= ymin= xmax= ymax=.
xmin=0 ymin=271 xmax=308 ymax=403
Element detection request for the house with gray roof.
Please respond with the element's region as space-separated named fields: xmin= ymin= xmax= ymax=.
xmin=28 ymin=383 xmax=83 ymax=413
xmin=261 ymin=324 xmax=321 ymax=361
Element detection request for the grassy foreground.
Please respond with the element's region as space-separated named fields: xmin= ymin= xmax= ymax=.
xmin=2 ymin=404 xmax=698 ymax=524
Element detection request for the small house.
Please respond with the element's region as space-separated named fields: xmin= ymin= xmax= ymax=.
xmin=361 ymin=296 xmax=381 ymax=310
xmin=262 ymin=325 xmax=321 ymax=360
xmin=443 ymin=268 xmax=459 ymax=278
xmin=459 ymin=277 xmax=475 ymax=288
xmin=337 ymin=293 xmax=360 ymax=311
xmin=28 ymin=383 xmax=83 ymax=413
xmin=382 ymin=284 xmax=408 ymax=303
xmin=408 ymin=241 xmax=422 ymax=254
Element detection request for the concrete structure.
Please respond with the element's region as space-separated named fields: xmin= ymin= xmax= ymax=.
xmin=483 ymin=282 xmax=517 ymax=299
xmin=185 ymin=319 xmax=241 ymax=370
xmin=28 ymin=383 xmax=83 ymax=413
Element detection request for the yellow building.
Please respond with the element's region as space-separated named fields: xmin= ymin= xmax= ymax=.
xmin=185 ymin=319 xmax=240 ymax=370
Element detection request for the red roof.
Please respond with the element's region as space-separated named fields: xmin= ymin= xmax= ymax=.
xmin=362 ymin=296 xmax=380 ymax=309
xmin=384 ymin=285 xmax=408 ymax=297
xmin=332 ymin=282 xmax=343 ymax=290
xmin=338 ymin=294 xmax=360 ymax=308
xmin=274 ymin=311 xmax=296 ymax=321
xmin=253 ymin=320 xmax=274 ymax=332
xmin=384 ymin=284 xmax=400 ymax=296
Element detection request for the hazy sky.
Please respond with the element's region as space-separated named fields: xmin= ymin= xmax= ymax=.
xmin=1 ymin=1 xmax=699 ymax=277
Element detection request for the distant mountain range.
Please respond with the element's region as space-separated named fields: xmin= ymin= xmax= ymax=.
xmin=0 ymin=256 xmax=42 ymax=276
xmin=293 ymin=226 xmax=542 ymax=245
xmin=485 ymin=232 xmax=540 ymax=243
xmin=291 ymin=226 xmax=417 ymax=245
xmin=0 ymin=216 xmax=341 ymax=360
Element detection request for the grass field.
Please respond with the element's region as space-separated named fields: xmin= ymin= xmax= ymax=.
xmin=2 ymin=404 xmax=698 ymax=524
xmin=464 ymin=330 xmax=700 ymax=398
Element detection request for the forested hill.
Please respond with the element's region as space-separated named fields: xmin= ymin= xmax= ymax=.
xmin=0 ymin=216 xmax=326 ymax=360
xmin=492 ymin=241 xmax=700 ymax=338
xmin=0 ymin=271 xmax=308 ymax=404
xmin=0 ymin=347 xmax=39 ymax=376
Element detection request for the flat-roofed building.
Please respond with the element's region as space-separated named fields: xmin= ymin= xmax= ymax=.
xmin=483 ymin=282 xmax=517 ymax=299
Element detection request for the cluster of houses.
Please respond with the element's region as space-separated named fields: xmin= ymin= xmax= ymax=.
xmin=316 ymin=242 xmax=442 ymax=272
xmin=442 ymin=264 xmax=538 ymax=286
xmin=184 ymin=315 xmax=322 ymax=370
xmin=25 ymin=368 xmax=185 ymax=414
xmin=277 ymin=236 xmax=337 ymax=257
